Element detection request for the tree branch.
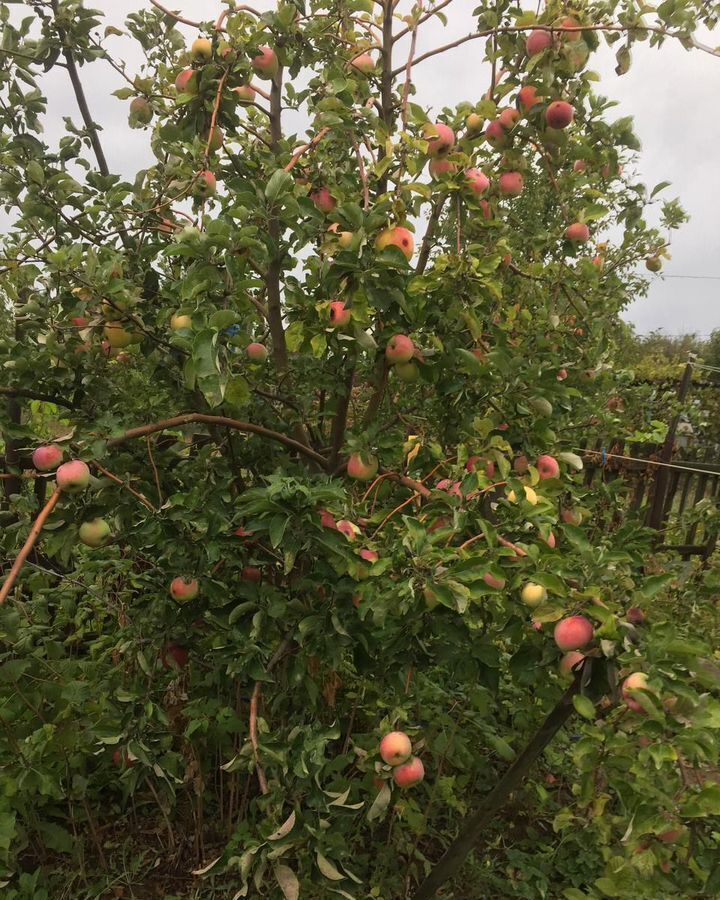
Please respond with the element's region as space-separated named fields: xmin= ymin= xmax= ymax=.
xmin=0 ymin=488 xmax=62 ymax=604
xmin=416 ymin=194 xmax=447 ymax=275
xmin=106 ymin=414 xmax=327 ymax=467
xmin=327 ymin=360 xmax=356 ymax=471
xmin=284 ymin=127 xmax=330 ymax=173
xmin=0 ymin=386 xmax=76 ymax=410
xmin=250 ymin=634 xmax=294 ymax=795
xmin=412 ymin=679 xmax=581 ymax=899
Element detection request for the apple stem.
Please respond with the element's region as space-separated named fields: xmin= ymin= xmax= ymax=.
xmin=0 ymin=488 xmax=62 ymax=605
xmin=412 ymin=679 xmax=581 ymax=899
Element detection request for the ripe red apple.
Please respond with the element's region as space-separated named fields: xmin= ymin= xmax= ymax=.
xmin=483 ymin=572 xmax=506 ymax=590
xmin=543 ymin=531 xmax=557 ymax=549
xmin=376 ymin=226 xmax=414 ymax=260
xmin=557 ymin=368 xmax=568 ymax=381
xmin=79 ymin=518 xmax=111 ymax=548
xmin=498 ymin=107 xmax=520 ymax=131
xmin=380 ymin=730 xmax=412 ymax=766
xmin=428 ymin=158 xmax=457 ymax=179
xmin=175 ymin=69 xmax=198 ymax=94
xmin=71 ymin=316 xmax=89 ymax=328
xmin=658 ymin=826 xmax=685 ymax=844
xmin=336 ymin=519 xmax=360 ymax=540
xmin=626 ymin=607 xmax=646 ymax=626
xmin=170 ymin=577 xmax=199 ymax=602
xmin=350 ymin=52 xmax=375 ymax=74
xmin=252 ymin=45 xmax=279 ymax=78
xmin=112 ymin=748 xmax=136 ymax=768
xmin=478 ymin=199 xmax=492 ymax=220
xmin=233 ymin=84 xmax=256 ymax=103
xmin=360 ymin=549 xmax=379 ymax=563
xmin=566 ymin=222 xmax=590 ymax=242
xmin=319 ymin=509 xmax=337 ymax=530
xmin=393 ymin=756 xmax=425 ymax=788
xmin=194 ymin=170 xmax=216 ymax=199
xmin=329 ymin=300 xmax=351 ymax=328
xmin=241 ymin=566 xmax=262 ymax=583
xmin=385 ymin=334 xmax=415 ymax=364
xmin=573 ymin=159 xmax=587 ymax=173
xmin=513 ymin=455 xmax=529 ymax=474
xmin=465 ymin=168 xmax=490 ymax=195
xmin=517 ymin=85 xmax=540 ymax=111
xmin=310 ymin=186 xmax=336 ymax=214
xmin=546 ymin=100 xmax=574 ymax=129
xmin=161 ymin=642 xmax=189 ymax=669
xmin=395 ymin=361 xmax=420 ymax=382
xmin=561 ymin=507 xmax=583 ymax=526
xmin=558 ymin=15 xmax=582 ymax=41
xmin=521 ymin=583 xmax=547 ymax=607
xmin=485 ymin=119 xmax=509 ymax=149
xmin=499 ymin=172 xmax=524 ymax=197
xmin=554 ymin=616 xmax=593 ymax=651
xmin=56 ymin=460 xmax=90 ymax=493
xmin=559 ymin=650 xmax=586 ymax=679
xmin=32 ymin=444 xmax=63 ymax=472
xmin=526 ymin=30 xmax=553 ymax=56
xmin=536 ymin=454 xmax=560 ymax=480
xmin=191 ymin=37 xmax=212 ymax=63
xmin=347 ymin=452 xmax=379 ymax=481
xmin=246 ymin=342 xmax=268 ymax=362
xmin=424 ymin=122 xmax=455 ymax=157
xmin=622 ymin=672 xmax=650 ymax=713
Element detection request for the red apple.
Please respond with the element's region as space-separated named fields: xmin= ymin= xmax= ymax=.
xmin=376 ymin=226 xmax=414 ymax=260
xmin=428 ymin=158 xmax=457 ymax=179
xmin=573 ymin=159 xmax=587 ymax=174
xmin=246 ymin=342 xmax=268 ymax=362
xmin=32 ymin=444 xmax=63 ymax=472
xmin=485 ymin=119 xmax=509 ymax=149
xmin=310 ymin=186 xmax=336 ymax=214
xmin=204 ymin=124 xmax=223 ymax=152
xmin=478 ymin=199 xmax=492 ymax=220
xmin=319 ymin=509 xmax=337 ymax=530
xmin=161 ymin=642 xmax=189 ymax=669
xmin=536 ymin=454 xmax=560 ymax=480
xmin=554 ymin=616 xmax=593 ymax=651
xmin=193 ymin=170 xmax=216 ymax=199
xmin=546 ymin=100 xmax=574 ymax=130
xmin=559 ymin=650 xmax=586 ymax=679
xmin=566 ymin=222 xmax=590 ymax=242
xmin=337 ymin=519 xmax=360 ymax=541
xmin=499 ymin=172 xmax=524 ymax=196
xmin=233 ymin=84 xmax=256 ymax=103
xmin=329 ymin=300 xmax=351 ymax=328
xmin=380 ymin=730 xmax=412 ymax=766
xmin=622 ymin=672 xmax=650 ymax=713
xmin=517 ymin=85 xmax=540 ymax=111
xmin=543 ymin=531 xmax=557 ymax=549
xmin=56 ymin=460 xmax=90 ymax=493
xmin=170 ymin=576 xmax=199 ymax=602
xmin=498 ymin=107 xmax=520 ymax=131
xmin=347 ymin=452 xmax=379 ymax=481
xmin=241 ymin=566 xmax=262 ymax=583
xmin=526 ymin=30 xmax=553 ymax=56
xmin=558 ymin=16 xmax=582 ymax=41
xmin=557 ymin=368 xmax=568 ymax=381
xmin=350 ymin=52 xmax=375 ymax=75
xmin=360 ymin=549 xmax=379 ymax=563
xmin=393 ymin=756 xmax=425 ymax=788
xmin=424 ymin=122 xmax=455 ymax=157
xmin=175 ymin=69 xmax=198 ymax=94
xmin=112 ymin=748 xmax=136 ymax=768
xmin=252 ymin=45 xmax=279 ymax=79
xmin=465 ymin=168 xmax=490 ymax=195
xmin=385 ymin=334 xmax=415 ymax=364
xmin=626 ymin=607 xmax=646 ymax=626
xmin=483 ymin=572 xmax=506 ymax=590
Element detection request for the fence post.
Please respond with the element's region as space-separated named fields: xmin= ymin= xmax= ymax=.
xmin=647 ymin=361 xmax=693 ymax=531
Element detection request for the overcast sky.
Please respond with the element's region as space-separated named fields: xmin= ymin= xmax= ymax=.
xmin=28 ymin=2 xmax=720 ymax=336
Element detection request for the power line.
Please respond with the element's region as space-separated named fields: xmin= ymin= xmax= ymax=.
xmin=660 ymin=274 xmax=720 ymax=281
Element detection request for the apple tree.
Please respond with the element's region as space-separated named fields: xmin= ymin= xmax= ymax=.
xmin=1 ymin=0 xmax=719 ymax=897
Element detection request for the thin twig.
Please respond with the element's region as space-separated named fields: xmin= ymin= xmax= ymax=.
xmin=400 ymin=1 xmax=422 ymax=129
xmin=353 ymin=141 xmax=370 ymax=211
xmin=283 ymin=127 xmax=331 ymax=173
xmin=0 ymin=488 xmax=62 ymax=605
xmin=146 ymin=436 xmax=163 ymax=506
xmin=149 ymin=0 xmax=203 ymax=27
xmin=90 ymin=462 xmax=156 ymax=512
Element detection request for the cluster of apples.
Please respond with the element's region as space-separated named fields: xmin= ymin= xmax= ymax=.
xmin=168 ymin=37 xmax=280 ymax=202
xmin=32 ymin=445 xmax=113 ymax=546
xmin=379 ymin=730 xmax=425 ymax=788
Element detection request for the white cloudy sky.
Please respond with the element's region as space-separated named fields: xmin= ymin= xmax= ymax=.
xmin=26 ymin=2 xmax=720 ymax=336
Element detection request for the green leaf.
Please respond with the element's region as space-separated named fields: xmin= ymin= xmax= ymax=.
xmin=210 ymin=309 xmax=241 ymax=329
xmin=274 ymin=864 xmax=300 ymax=900
xmin=573 ymin=694 xmax=596 ymax=720
xmin=532 ymin=572 xmax=568 ymax=597
xmin=225 ymin=375 xmax=250 ymax=408
xmin=367 ymin=782 xmax=391 ymax=822
xmin=636 ymin=573 xmax=673 ymax=598
xmin=265 ymin=169 xmax=294 ymax=205
xmin=562 ymin=524 xmax=591 ymax=552
xmin=650 ymin=180 xmax=671 ymax=198
xmin=681 ymin=784 xmax=720 ymax=817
